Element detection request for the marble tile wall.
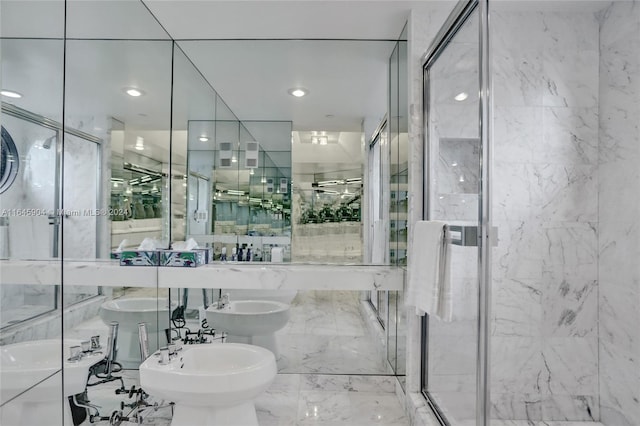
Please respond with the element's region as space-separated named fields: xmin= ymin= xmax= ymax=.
xmin=597 ymin=2 xmax=640 ymax=425
xmin=490 ymin=8 xmax=601 ymax=422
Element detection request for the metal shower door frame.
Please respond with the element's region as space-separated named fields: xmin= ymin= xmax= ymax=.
xmin=419 ymin=0 xmax=492 ymax=425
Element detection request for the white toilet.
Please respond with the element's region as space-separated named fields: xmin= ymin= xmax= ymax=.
xmin=140 ymin=343 xmax=276 ymax=426
xmin=0 ymin=339 xmax=103 ymax=426
xmin=99 ymin=297 xmax=175 ymax=368
xmin=206 ymin=299 xmax=290 ymax=358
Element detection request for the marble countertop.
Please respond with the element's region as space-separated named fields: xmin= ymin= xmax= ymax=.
xmin=0 ymin=260 xmax=404 ymax=290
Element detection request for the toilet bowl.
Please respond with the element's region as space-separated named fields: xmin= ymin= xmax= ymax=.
xmin=99 ymin=297 xmax=175 ymax=368
xmin=0 ymin=339 xmax=103 ymax=426
xmin=140 ymin=343 xmax=276 ymax=426
xmin=206 ymin=300 xmax=290 ymax=358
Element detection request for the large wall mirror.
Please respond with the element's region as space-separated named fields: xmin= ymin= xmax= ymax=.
xmin=1 ymin=4 xmax=408 ymax=423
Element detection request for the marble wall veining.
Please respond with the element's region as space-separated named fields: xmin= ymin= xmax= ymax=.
xmin=490 ymin=7 xmax=601 ymax=422
xmin=597 ymin=2 xmax=640 ymax=425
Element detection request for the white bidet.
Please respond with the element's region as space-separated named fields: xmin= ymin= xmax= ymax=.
xmin=206 ymin=300 xmax=290 ymax=358
xmin=140 ymin=343 xmax=276 ymax=426
xmin=0 ymin=339 xmax=103 ymax=426
xmin=99 ymin=297 xmax=175 ymax=368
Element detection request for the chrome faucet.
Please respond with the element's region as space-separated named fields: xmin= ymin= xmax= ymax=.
xmin=68 ymin=345 xmax=84 ymax=362
xmin=217 ymin=292 xmax=230 ymax=309
xmin=158 ymin=344 xmax=181 ymax=365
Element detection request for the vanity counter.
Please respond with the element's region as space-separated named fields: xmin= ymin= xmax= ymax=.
xmin=0 ymin=260 xmax=404 ymax=291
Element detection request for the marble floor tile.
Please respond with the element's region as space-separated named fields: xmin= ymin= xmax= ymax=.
xmin=79 ymin=373 xmax=407 ymax=426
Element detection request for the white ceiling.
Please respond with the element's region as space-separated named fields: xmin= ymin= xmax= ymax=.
xmin=143 ymin=0 xmax=444 ymax=40
xmin=177 ymin=40 xmax=395 ymax=132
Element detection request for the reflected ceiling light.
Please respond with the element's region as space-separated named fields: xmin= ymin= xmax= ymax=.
xmin=249 ymin=169 xmax=255 ymax=175
xmin=459 ymin=175 xmax=465 ymax=182
xmin=227 ymin=189 xmax=245 ymax=196
xmin=288 ymin=88 xmax=308 ymax=97
xmin=451 ymin=161 xmax=458 ymax=167
xmin=261 ymin=176 xmax=267 ymax=184
xmin=124 ymin=87 xmax=145 ymax=97
xmin=199 ymin=136 xmax=209 ymax=142
xmin=135 ymin=136 xmax=145 ymax=151
xmin=1 ymin=90 xmax=22 ymax=98
xmin=231 ymin=155 xmax=237 ymax=163
xmin=311 ymin=131 xmax=328 ymax=145
xmin=454 ymin=92 xmax=468 ymax=101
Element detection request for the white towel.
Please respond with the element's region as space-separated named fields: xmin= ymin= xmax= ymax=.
xmin=406 ymin=220 xmax=452 ymax=321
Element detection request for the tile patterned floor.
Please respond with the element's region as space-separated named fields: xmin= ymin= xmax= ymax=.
xmin=83 ymin=373 xmax=408 ymax=426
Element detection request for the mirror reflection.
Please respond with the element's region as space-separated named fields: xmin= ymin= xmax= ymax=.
xmin=1 ymin=3 xmax=409 ymax=424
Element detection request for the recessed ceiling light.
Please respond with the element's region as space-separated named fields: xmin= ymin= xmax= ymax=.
xmin=454 ymin=92 xmax=468 ymax=101
xmin=1 ymin=90 xmax=22 ymax=99
xmin=124 ymin=87 xmax=145 ymax=97
xmin=288 ymin=88 xmax=308 ymax=98
xmin=199 ymin=136 xmax=209 ymax=142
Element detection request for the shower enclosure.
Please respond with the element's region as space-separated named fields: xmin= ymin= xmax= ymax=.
xmin=0 ymin=103 xmax=103 ymax=329
xmin=420 ymin=1 xmax=639 ymax=425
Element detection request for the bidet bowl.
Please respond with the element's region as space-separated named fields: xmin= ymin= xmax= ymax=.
xmin=1 ymin=339 xmax=103 ymax=426
xmin=140 ymin=343 xmax=276 ymax=407
xmin=99 ymin=297 xmax=176 ymax=368
xmin=206 ymin=300 xmax=290 ymax=336
xmin=1 ymin=339 xmax=103 ymax=402
xmin=99 ymin=297 xmax=173 ymax=331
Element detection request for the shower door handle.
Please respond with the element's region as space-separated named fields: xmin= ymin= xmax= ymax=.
xmin=48 ymin=214 xmax=60 ymax=225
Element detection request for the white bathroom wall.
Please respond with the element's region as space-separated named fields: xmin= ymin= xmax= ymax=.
xmin=490 ymin=6 xmax=600 ymax=421
xmin=597 ymin=2 xmax=640 ymax=425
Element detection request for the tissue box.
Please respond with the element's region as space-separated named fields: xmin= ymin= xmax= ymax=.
xmin=194 ymin=248 xmax=212 ymax=264
xmin=119 ymin=251 xmax=160 ymax=266
xmin=160 ymin=250 xmax=206 ymax=267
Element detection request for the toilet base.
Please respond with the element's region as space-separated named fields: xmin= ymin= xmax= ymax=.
xmin=117 ymin=329 xmax=166 ymax=369
xmin=171 ymin=401 xmax=258 ymax=426
xmin=225 ymin=333 xmax=279 ymax=358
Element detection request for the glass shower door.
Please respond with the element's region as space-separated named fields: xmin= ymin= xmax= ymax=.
xmin=0 ymin=110 xmax=60 ymax=328
xmin=422 ymin=6 xmax=482 ymax=426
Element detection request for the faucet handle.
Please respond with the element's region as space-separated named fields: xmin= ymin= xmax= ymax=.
xmin=69 ymin=345 xmax=82 ymax=361
xmin=159 ymin=347 xmax=170 ymax=365
xmin=90 ymin=335 xmax=101 ymax=350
